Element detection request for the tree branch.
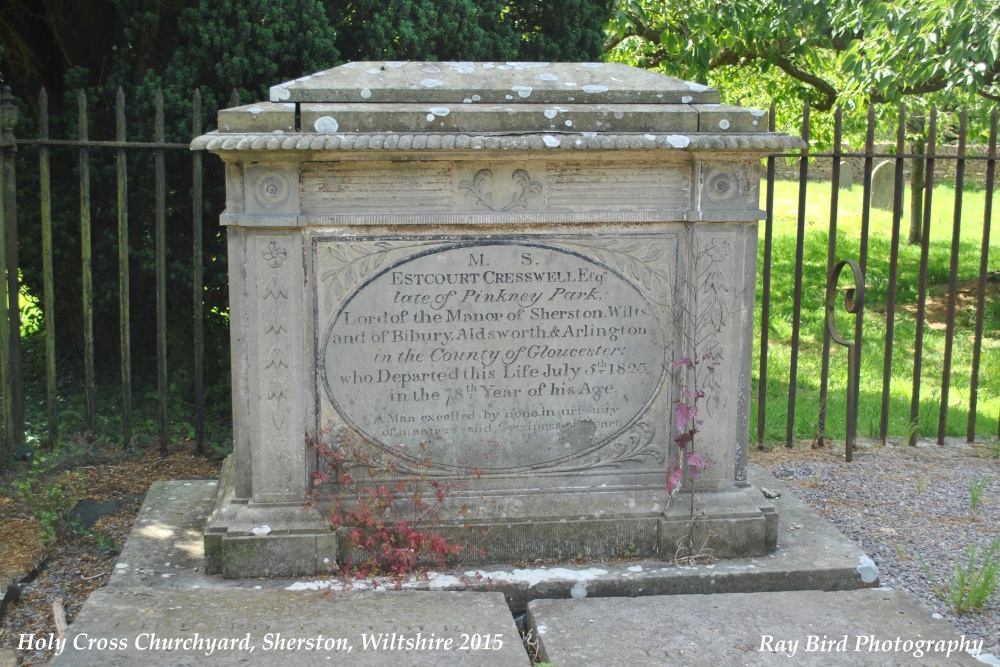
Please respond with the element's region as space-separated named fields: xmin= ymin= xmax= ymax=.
xmin=773 ymin=56 xmax=839 ymax=111
xmin=710 ymin=48 xmax=839 ymax=112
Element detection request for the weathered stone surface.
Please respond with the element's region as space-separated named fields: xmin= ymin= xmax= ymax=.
xmin=839 ymin=161 xmax=855 ymax=189
xmin=48 ymin=589 xmax=526 ymax=667
xmin=527 ymin=589 xmax=988 ymax=666
xmin=871 ymin=160 xmax=896 ymax=210
xmin=197 ymin=62 xmax=797 ymax=576
xmin=320 ymin=241 xmax=667 ymax=469
xmin=268 ymin=62 xmax=721 ymax=105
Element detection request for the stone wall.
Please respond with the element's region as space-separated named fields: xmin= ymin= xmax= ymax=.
xmin=773 ymin=143 xmax=995 ymax=187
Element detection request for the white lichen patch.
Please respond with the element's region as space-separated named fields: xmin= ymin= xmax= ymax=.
xmin=512 ymin=85 xmax=533 ymax=98
xmin=270 ymin=86 xmax=291 ymax=102
xmin=543 ymin=135 xmax=561 ymax=147
xmin=463 ymin=98 xmax=472 ymax=104
xmin=686 ymin=82 xmax=710 ymax=92
xmin=582 ymin=63 xmax=604 ymax=68
xmin=472 ymin=94 xmax=481 ymax=102
xmin=425 ymin=114 xmax=435 ymax=122
xmin=248 ymin=107 xmax=263 ymax=115
xmin=565 ymin=120 xmax=573 ymax=127
xmin=429 ymin=107 xmax=450 ymax=117
xmin=422 ymin=66 xmax=441 ymax=74
xmin=719 ymin=119 xmax=731 ymax=130
xmin=544 ymin=109 xmax=559 ymax=119
xmin=582 ymin=85 xmax=608 ymax=94
xmin=857 ymin=555 xmax=879 ymax=584
xmin=538 ymin=73 xmax=559 ymax=81
xmin=681 ymin=95 xmax=693 ymax=104
xmin=314 ymin=117 xmax=339 ymax=133
xmin=644 ymin=134 xmax=656 ymax=141
xmin=421 ymin=79 xmax=443 ymax=88
xmin=506 ymin=95 xmax=514 ymax=100
xmin=360 ymin=88 xmax=372 ymax=99
xmin=667 ymin=135 xmax=691 ymax=148
xmin=570 ymin=581 xmax=589 ymax=599
xmin=750 ymin=108 xmax=766 ymax=117
xmin=385 ymin=61 xmax=405 ymax=68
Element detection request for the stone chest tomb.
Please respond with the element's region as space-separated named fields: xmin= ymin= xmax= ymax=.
xmin=194 ymin=61 xmax=802 ymax=577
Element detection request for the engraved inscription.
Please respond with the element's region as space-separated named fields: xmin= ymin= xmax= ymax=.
xmin=320 ymin=242 xmax=668 ymax=472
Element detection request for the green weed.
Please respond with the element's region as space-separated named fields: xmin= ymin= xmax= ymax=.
xmin=969 ymin=475 xmax=990 ymax=513
xmin=921 ymin=535 xmax=1000 ymax=614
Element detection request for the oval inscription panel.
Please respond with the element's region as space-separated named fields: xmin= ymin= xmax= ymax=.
xmin=321 ymin=242 xmax=667 ymax=472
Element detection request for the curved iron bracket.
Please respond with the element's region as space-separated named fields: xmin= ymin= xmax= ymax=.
xmin=825 ymin=259 xmax=865 ymax=462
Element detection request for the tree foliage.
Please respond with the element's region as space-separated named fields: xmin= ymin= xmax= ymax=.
xmin=607 ymin=0 xmax=1000 ymax=112
xmin=0 ymin=0 xmax=613 ymax=406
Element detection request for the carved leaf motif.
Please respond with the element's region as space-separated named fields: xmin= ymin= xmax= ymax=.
xmin=268 ymin=380 xmax=287 ymax=400
xmin=556 ymin=240 xmax=671 ymax=306
xmin=321 ymin=241 xmax=430 ymax=299
xmin=269 ymin=381 xmax=288 ymax=429
xmin=502 ymin=169 xmax=543 ymax=212
xmin=458 ymin=169 xmax=496 ymax=210
xmin=264 ymin=310 xmax=286 ymax=335
xmin=581 ymin=420 xmax=662 ymax=469
xmin=459 ymin=168 xmax=543 ymax=212
xmin=265 ymin=345 xmax=287 ymax=369
xmin=264 ymin=275 xmax=288 ymax=299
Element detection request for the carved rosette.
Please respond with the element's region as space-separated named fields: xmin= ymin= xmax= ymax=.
xmin=699 ymin=162 xmax=759 ymax=212
xmin=254 ymin=171 xmax=291 ymax=209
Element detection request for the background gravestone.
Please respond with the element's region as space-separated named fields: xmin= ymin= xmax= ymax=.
xmin=838 ymin=161 xmax=855 ymax=190
xmin=871 ymin=160 xmax=896 ymax=209
xmin=194 ymin=61 xmax=802 ymax=578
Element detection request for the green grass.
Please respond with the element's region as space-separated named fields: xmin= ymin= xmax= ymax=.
xmin=921 ymin=535 xmax=1000 ymax=614
xmin=752 ymin=179 xmax=1000 ymax=445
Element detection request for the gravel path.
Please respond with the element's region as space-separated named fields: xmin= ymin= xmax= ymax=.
xmin=758 ymin=439 xmax=1000 ymax=655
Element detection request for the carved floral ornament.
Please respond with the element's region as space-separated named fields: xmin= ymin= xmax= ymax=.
xmin=254 ymin=171 xmax=291 ymax=209
xmin=459 ymin=168 xmax=543 ymax=212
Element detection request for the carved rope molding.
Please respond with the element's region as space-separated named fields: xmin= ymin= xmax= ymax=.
xmin=193 ymin=132 xmax=806 ymax=153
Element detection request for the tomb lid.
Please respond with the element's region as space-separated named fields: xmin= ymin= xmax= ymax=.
xmin=196 ymin=62 xmax=805 ymax=153
xmin=268 ymin=62 xmax=720 ymax=105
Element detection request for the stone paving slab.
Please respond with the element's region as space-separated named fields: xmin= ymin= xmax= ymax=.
xmin=47 ymin=588 xmax=526 ymax=666
xmin=104 ymin=466 xmax=877 ymax=608
xmin=527 ymin=589 xmax=992 ymax=666
xmin=18 ymin=464 xmax=885 ymax=666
